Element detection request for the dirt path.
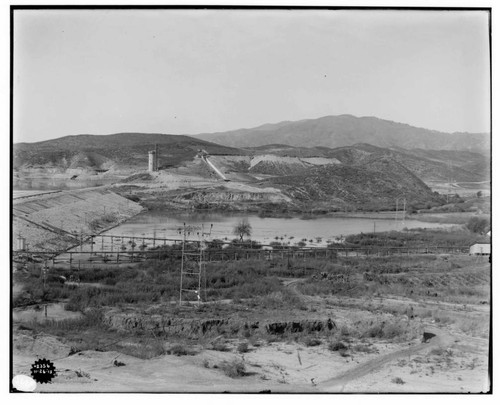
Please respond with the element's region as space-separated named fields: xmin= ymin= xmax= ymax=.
xmin=281 ymin=278 xmax=487 ymax=391
xmin=319 ymin=325 xmax=449 ymax=391
xmin=282 ymin=278 xmax=322 ymax=305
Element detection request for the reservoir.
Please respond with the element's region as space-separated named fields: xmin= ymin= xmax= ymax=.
xmin=88 ymin=211 xmax=458 ymax=250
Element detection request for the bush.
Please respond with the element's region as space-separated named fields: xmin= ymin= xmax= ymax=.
xmin=382 ymin=323 xmax=405 ymax=339
xmin=219 ymin=360 xmax=246 ymax=378
xmin=211 ymin=342 xmax=231 ymax=352
xmin=121 ymin=340 xmax=166 ymax=359
xmin=303 ymin=337 xmax=322 ymax=347
xmin=363 ymin=324 xmax=384 ymax=338
xmin=167 ymin=344 xmax=196 ymax=356
xmin=466 ymin=217 xmax=490 ymax=234
xmin=328 ymin=340 xmax=348 ymax=351
xmin=237 ymin=342 xmax=249 ymax=353
xmin=391 ymin=377 xmax=405 ymax=385
xmin=352 ymin=344 xmax=375 ymax=353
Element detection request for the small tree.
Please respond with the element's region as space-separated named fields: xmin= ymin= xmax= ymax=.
xmin=233 ymin=219 xmax=252 ymax=242
xmin=466 ymin=217 xmax=489 ymax=234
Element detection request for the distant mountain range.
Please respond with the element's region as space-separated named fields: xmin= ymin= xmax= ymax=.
xmin=193 ymin=114 xmax=490 ymax=152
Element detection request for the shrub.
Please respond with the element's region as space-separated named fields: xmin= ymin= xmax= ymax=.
xmin=237 ymin=342 xmax=249 ymax=353
xmin=391 ymin=377 xmax=405 ymax=385
xmin=219 ymin=360 xmax=246 ymax=378
xmin=211 ymin=342 xmax=231 ymax=352
xmin=466 ymin=217 xmax=490 ymax=234
xmin=242 ymin=329 xmax=252 ymax=338
xmin=168 ymin=344 xmax=188 ymax=356
xmin=63 ymin=301 xmax=81 ymax=312
xmin=434 ymin=315 xmax=453 ymax=324
xmin=352 ymin=344 xmax=375 ymax=353
xmin=363 ymin=324 xmax=384 ymax=338
xmin=339 ymin=325 xmax=351 ymax=337
xmin=328 ymin=340 xmax=348 ymax=351
xmin=167 ymin=344 xmax=196 ymax=356
xmin=303 ymin=337 xmax=322 ymax=347
xmin=429 ymin=348 xmax=445 ymax=356
xmin=382 ymin=322 xmax=405 ymax=339
xmin=119 ymin=340 xmax=166 ymax=359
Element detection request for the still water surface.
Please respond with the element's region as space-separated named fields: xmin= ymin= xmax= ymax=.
xmin=96 ymin=211 xmax=456 ymax=249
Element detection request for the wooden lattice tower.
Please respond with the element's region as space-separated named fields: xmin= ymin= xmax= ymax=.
xmin=179 ymin=223 xmax=212 ymax=306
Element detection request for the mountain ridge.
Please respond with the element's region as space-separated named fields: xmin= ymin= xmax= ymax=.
xmin=192 ymin=114 xmax=489 ymax=152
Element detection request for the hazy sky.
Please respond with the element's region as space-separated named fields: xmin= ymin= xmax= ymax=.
xmin=13 ymin=8 xmax=490 ymax=143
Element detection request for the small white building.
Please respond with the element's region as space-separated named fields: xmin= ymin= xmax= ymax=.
xmin=469 ymin=243 xmax=491 ymax=256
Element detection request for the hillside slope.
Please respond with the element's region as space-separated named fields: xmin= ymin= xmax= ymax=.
xmin=250 ymin=143 xmax=489 ymax=184
xmin=14 ymin=133 xmax=246 ymax=172
xmin=264 ymin=156 xmax=444 ymax=211
xmin=193 ymin=115 xmax=489 ymax=152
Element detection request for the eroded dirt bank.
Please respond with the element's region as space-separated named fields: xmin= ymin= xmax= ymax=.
xmin=13 ymin=188 xmax=144 ymax=252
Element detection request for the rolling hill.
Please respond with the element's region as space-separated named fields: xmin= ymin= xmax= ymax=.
xmin=263 ymin=155 xmax=445 ymax=211
xmin=13 ymin=133 xmax=247 ymax=172
xmin=193 ymin=114 xmax=490 ymax=152
xmin=246 ymin=143 xmax=489 ymax=184
xmin=13 ymin=130 xmax=488 ymax=212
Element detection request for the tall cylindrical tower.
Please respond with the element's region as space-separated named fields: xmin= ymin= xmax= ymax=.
xmin=148 ymin=151 xmax=157 ymax=172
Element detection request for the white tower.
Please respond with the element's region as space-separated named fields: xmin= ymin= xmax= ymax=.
xmin=148 ymin=150 xmax=157 ymax=172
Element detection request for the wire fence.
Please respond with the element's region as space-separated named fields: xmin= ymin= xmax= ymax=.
xmin=13 ymin=245 xmax=472 ymax=271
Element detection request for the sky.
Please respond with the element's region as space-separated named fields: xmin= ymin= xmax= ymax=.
xmin=13 ymin=8 xmax=491 ymax=143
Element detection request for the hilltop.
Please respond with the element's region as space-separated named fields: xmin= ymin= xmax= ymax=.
xmin=13 ymin=133 xmax=246 ymax=173
xmin=193 ymin=114 xmax=490 ymax=152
